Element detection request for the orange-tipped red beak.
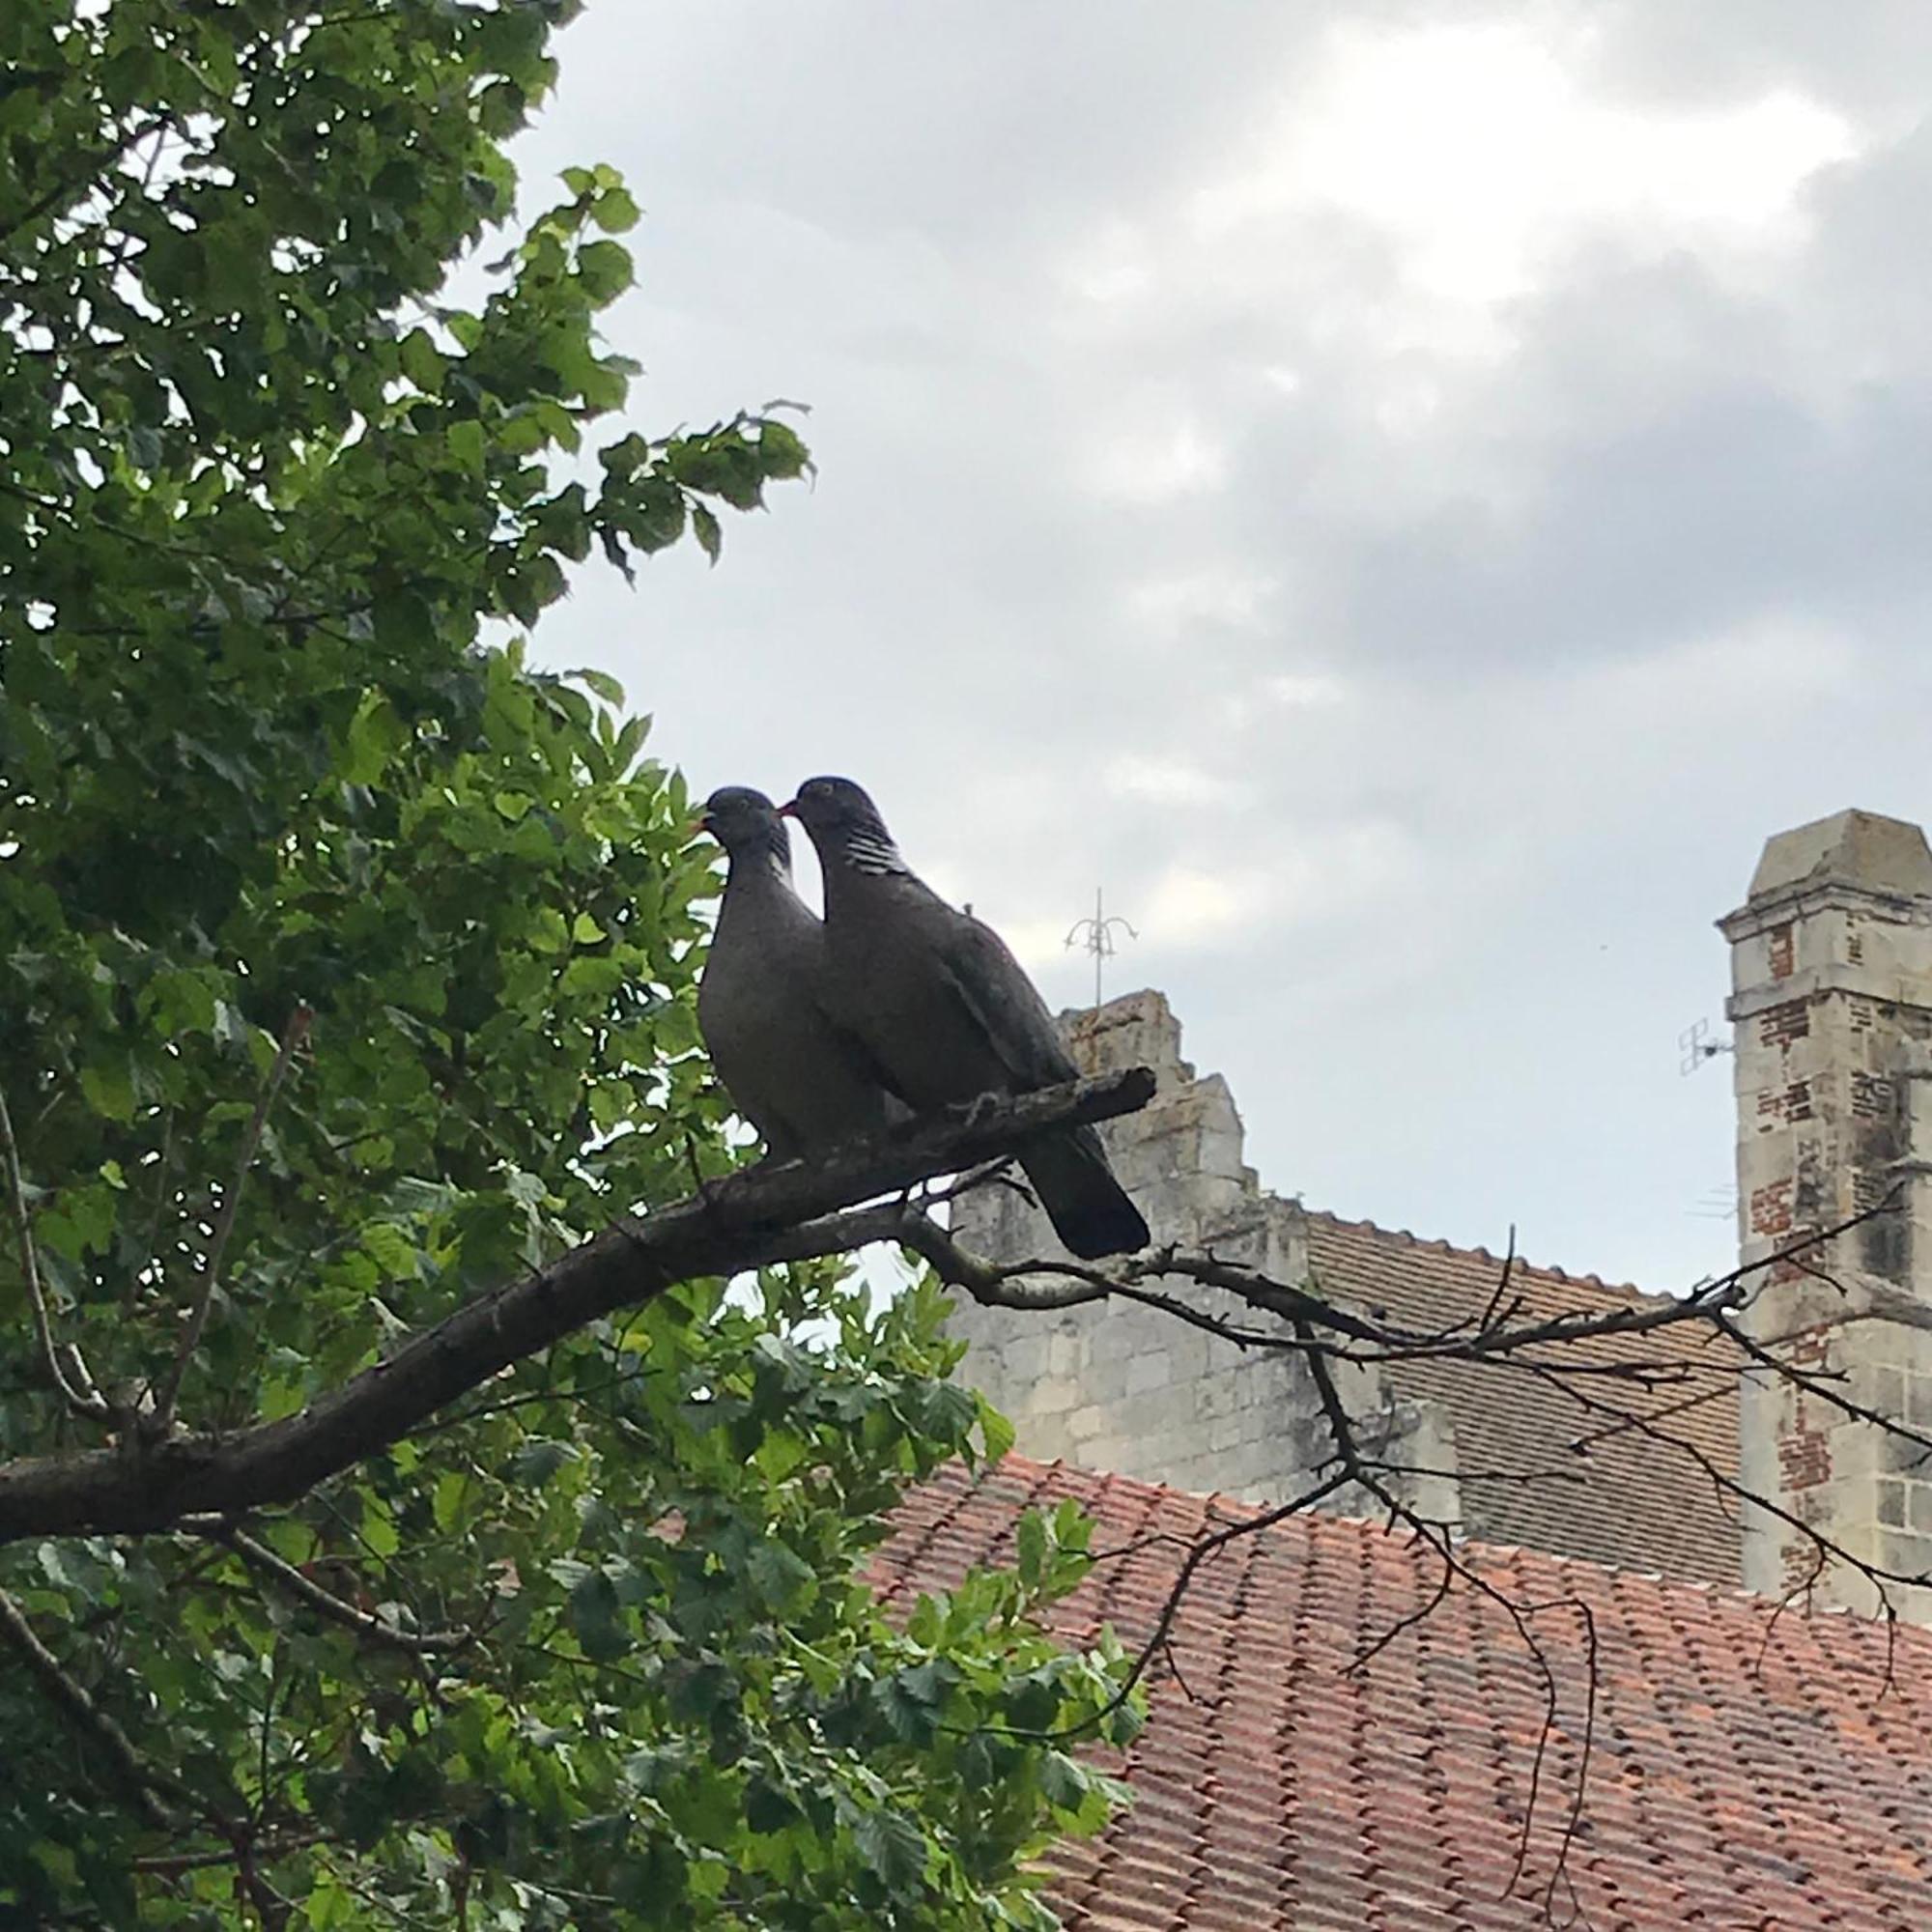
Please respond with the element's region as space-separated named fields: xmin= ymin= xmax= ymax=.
xmin=687 ymin=814 xmax=714 ymax=839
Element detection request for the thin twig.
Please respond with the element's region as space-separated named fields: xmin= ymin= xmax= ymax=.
xmin=958 ymin=1470 xmax=1351 ymax=1746
xmin=152 ymin=1006 xmax=311 ymax=1432
xmin=133 ymin=1831 xmax=333 ymax=1876
xmin=0 ymin=1584 xmax=190 ymax=1829
xmin=0 ymin=1084 xmax=108 ymax=1418
xmin=202 ymin=1524 xmax=470 ymax=1654
xmin=0 ymin=111 xmax=174 ymax=246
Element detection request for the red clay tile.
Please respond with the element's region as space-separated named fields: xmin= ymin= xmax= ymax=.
xmin=879 ymin=1456 xmax=1932 ymax=1930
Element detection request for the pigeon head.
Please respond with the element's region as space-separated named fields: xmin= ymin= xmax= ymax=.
xmin=696 ymin=786 xmax=792 ymax=873
xmin=781 ymin=778 xmax=908 ymax=875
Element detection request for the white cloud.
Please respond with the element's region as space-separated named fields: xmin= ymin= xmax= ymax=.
xmin=1144 ymin=866 xmax=1250 ymax=946
xmin=1081 ymin=402 xmax=1228 ymax=500
xmin=1104 ymin=754 xmax=1244 ymax=805
xmin=1194 ymin=21 xmax=1858 ymax=304
xmin=1265 ymin=671 xmax=1350 ymax=709
xmin=1122 ymin=568 xmax=1278 ymax=638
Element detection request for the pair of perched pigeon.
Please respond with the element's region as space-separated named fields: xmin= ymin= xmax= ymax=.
xmin=694 ymin=777 xmax=1149 ymax=1260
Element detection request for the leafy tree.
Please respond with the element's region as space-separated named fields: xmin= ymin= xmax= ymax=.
xmin=0 ymin=2 xmax=1137 ymax=1923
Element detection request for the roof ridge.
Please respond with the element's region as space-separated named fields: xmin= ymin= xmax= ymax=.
xmin=1299 ymin=1207 xmax=1659 ymax=1304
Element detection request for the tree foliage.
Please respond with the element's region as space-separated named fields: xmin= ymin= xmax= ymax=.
xmin=0 ymin=3 xmax=1135 ymax=1922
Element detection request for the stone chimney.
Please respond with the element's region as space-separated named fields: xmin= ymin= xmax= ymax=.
xmin=947 ymin=989 xmax=1460 ymax=1520
xmin=1721 ymin=810 xmax=1932 ymax=1619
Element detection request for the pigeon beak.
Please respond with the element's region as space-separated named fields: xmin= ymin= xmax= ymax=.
xmin=687 ymin=815 xmax=714 ymax=841
xmin=777 ymin=800 xmax=800 ymax=820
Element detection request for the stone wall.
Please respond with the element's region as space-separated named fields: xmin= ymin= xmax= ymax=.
xmin=947 ymin=990 xmax=1461 ymax=1525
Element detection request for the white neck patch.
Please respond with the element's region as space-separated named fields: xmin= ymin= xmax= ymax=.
xmin=841 ymin=830 xmax=910 ymax=877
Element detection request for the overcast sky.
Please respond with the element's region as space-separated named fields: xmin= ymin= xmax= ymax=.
xmin=507 ymin=3 xmax=1932 ymax=1293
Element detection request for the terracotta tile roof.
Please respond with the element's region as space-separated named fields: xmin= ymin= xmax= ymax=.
xmin=875 ymin=1455 xmax=1932 ymax=1932
xmin=1302 ymin=1212 xmax=1745 ymax=1584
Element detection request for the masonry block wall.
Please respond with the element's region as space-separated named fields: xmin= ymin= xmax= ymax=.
xmin=947 ymin=990 xmax=1460 ymax=1522
xmin=1723 ymin=810 xmax=1932 ymax=1622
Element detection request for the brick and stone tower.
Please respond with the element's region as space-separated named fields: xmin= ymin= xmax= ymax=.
xmin=1722 ymin=809 xmax=1932 ymax=1619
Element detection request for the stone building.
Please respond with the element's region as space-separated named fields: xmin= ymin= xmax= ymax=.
xmin=949 ymin=807 xmax=1932 ymax=1623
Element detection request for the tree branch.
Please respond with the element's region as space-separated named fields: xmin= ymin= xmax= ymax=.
xmin=0 ymin=1066 xmax=1155 ymax=1547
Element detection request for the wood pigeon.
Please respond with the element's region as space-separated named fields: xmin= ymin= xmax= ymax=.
xmin=693 ymin=786 xmax=904 ymax=1160
xmin=781 ymin=776 xmax=1150 ymax=1260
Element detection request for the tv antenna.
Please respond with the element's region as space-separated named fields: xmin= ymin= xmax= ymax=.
xmin=1688 ymin=1182 xmax=1739 ymax=1222
xmin=1065 ymin=888 xmax=1137 ymax=1009
xmin=1678 ymin=1017 xmax=1734 ymax=1077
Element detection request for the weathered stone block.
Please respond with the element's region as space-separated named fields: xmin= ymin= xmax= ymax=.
xmin=1064 ymin=1404 xmax=1108 ymax=1443
xmin=1908 ymin=1374 xmax=1932 ymax=1430
xmin=1079 ymin=1358 xmax=1131 ymax=1406
xmin=1027 ymin=1377 xmax=1082 ymax=1418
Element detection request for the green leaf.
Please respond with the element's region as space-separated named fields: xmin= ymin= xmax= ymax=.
xmin=755 ymin=419 xmax=811 ymax=481
xmin=746 ymin=1539 xmax=813 ymax=1614
xmin=577 ymin=239 xmax=632 ymax=302
xmin=511 ymin=1439 xmax=577 ymax=1487
xmin=360 ymin=1495 xmax=400 ymax=1559
xmin=399 ymin=328 xmax=444 ymax=392
xmin=304 ymin=1878 xmax=357 ymax=1929
xmin=977 ymin=1395 xmax=1016 ymax=1465
xmin=570 ymin=1570 xmax=631 ymax=1662
xmin=745 ymin=1774 xmax=798 ymax=1834
xmin=78 ymin=1062 xmax=134 ymax=1124
xmin=448 ymin=418 xmax=487 ymax=475
xmin=574 ymin=667 xmax=626 ymax=707
xmin=855 ymin=1807 xmax=928 ymax=1900
xmin=343 ymin=691 xmax=409 ymax=784
xmin=1015 ymin=1510 xmax=1047 ymax=1589
xmin=592 ymin=185 xmax=641 ymax=232
xmin=691 ymin=502 xmax=723 ymax=565
xmin=1039 ymin=1750 xmax=1090 ymax=1811
xmin=432 ymin=1471 xmax=469 ymax=1535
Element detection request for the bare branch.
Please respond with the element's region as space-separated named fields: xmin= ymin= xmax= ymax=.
xmin=152 ymin=1005 xmax=312 ymax=1433
xmin=1535 ymin=1361 xmax=1931 ymax=1599
xmin=1716 ymin=1308 xmax=1932 ymax=1464
xmin=0 ymin=1084 xmax=109 ymax=1419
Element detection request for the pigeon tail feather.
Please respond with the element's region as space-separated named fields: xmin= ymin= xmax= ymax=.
xmin=1019 ymin=1126 xmax=1151 ymax=1261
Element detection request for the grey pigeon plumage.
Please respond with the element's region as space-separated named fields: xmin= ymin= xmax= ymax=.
xmin=782 ymin=776 xmax=1150 ymax=1260
xmin=694 ymin=786 xmax=904 ymax=1160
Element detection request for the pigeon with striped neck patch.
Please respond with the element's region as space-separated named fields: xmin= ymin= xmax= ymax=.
xmin=781 ymin=776 xmax=1150 ymax=1260
xmin=693 ymin=786 xmax=905 ymax=1161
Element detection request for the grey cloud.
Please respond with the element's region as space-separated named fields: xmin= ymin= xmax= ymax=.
xmin=508 ymin=2 xmax=1932 ymax=1291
